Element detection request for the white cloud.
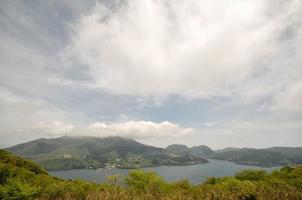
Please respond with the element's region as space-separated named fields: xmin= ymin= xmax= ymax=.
xmin=192 ymin=118 xmax=302 ymax=148
xmin=8 ymin=120 xmax=195 ymax=139
xmin=0 ymin=92 xmax=74 ymax=129
xmin=80 ymin=121 xmax=194 ymax=138
xmin=1 ymin=0 xmax=302 ymax=148
xmin=271 ymin=80 xmax=302 ymax=113
xmin=62 ymin=0 xmax=297 ymax=100
xmin=33 ymin=121 xmax=75 ymax=135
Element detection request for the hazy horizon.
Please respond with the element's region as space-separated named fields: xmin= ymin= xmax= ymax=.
xmin=2 ymin=134 xmax=302 ymax=151
xmin=1 ymin=0 xmax=302 ymax=149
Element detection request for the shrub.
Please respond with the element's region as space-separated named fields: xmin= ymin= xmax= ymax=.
xmin=125 ymin=170 xmax=170 ymax=196
xmin=235 ymin=169 xmax=267 ymax=181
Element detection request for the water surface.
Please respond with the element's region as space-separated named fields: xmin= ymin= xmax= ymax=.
xmin=49 ymin=159 xmax=279 ymax=184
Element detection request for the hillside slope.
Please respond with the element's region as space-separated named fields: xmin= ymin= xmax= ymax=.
xmin=166 ymin=144 xmax=215 ymax=157
xmin=210 ymin=147 xmax=302 ymax=167
xmin=7 ymin=136 xmax=208 ymax=170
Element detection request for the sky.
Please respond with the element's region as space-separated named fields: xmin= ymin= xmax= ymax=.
xmin=0 ymin=0 xmax=302 ymax=149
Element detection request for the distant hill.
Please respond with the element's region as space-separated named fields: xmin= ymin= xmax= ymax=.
xmin=7 ymin=137 xmax=302 ymax=169
xmin=266 ymin=147 xmax=302 ymax=163
xmin=8 ymin=136 xmax=160 ymax=156
xmin=215 ymin=147 xmax=241 ymax=153
xmin=166 ymin=144 xmax=189 ymax=155
xmin=166 ymin=144 xmax=215 ymax=157
xmin=210 ymin=147 xmax=302 ymax=167
xmin=190 ymin=145 xmax=215 ymax=157
xmin=6 ymin=136 xmax=208 ymax=170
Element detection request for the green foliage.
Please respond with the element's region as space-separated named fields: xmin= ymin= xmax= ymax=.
xmin=1 ymin=149 xmax=302 ymax=200
xmin=126 ymin=170 xmax=169 ymax=196
xmin=206 ymin=177 xmax=217 ymax=185
xmin=0 ymin=150 xmax=47 ymax=175
xmin=39 ymin=158 xmax=86 ymax=170
xmin=235 ymin=169 xmax=267 ymax=181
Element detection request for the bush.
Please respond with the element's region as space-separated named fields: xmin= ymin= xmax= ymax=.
xmin=235 ymin=169 xmax=267 ymax=181
xmin=125 ymin=170 xmax=170 ymax=196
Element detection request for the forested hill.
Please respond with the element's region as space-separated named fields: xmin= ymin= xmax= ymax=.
xmin=210 ymin=147 xmax=302 ymax=167
xmin=1 ymin=149 xmax=302 ymax=200
xmin=6 ymin=136 xmax=302 ymax=170
xmin=6 ymin=136 xmax=209 ymax=170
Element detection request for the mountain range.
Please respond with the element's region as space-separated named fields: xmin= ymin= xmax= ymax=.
xmin=5 ymin=136 xmax=302 ymax=170
xmin=210 ymin=147 xmax=302 ymax=167
xmin=6 ymin=136 xmax=208 ymax=170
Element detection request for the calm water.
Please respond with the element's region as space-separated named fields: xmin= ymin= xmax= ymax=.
xmin=49 ymin=159 xmax=279 ymax=184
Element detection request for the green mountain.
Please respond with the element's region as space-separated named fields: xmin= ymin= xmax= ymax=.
xmin=166 ymin=144 xmax=215 ymax=157
xmin=166 ymin=144 xmax=189 ymax=155
xmin=6 ymin=136 xmax=208 ymax=170
xmin=190 ymin=145 xmax=215 ymax=157
xmin=266 ymin=147 xmax=302 ymax=163
xmin=210 ymin=147 xmax=302 ymax=167
xmin=7 ymin=136 xmax=302 ymax=169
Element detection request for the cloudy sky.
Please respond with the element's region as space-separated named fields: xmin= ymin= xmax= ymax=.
xmin=0 ymin=0 xmax=301 ymax=149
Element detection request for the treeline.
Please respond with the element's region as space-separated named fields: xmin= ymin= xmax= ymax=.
xmin=1 ymin=149 xmax=302 ymax=200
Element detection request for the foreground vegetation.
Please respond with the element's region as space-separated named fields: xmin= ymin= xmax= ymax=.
xmin=1 ymin=149 xmax=302 ymax=200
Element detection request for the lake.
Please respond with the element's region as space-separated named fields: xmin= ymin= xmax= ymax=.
xmin=49 ymin=159 xmax=279 ymax=184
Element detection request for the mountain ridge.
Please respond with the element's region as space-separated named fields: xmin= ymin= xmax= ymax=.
xmin=6 ymin=136 xmax=209 ymax=170
xmin=6 ymin=136 xmax=302 ymax=170
xmin=210 ymin=147 xmax=302 ymax=167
